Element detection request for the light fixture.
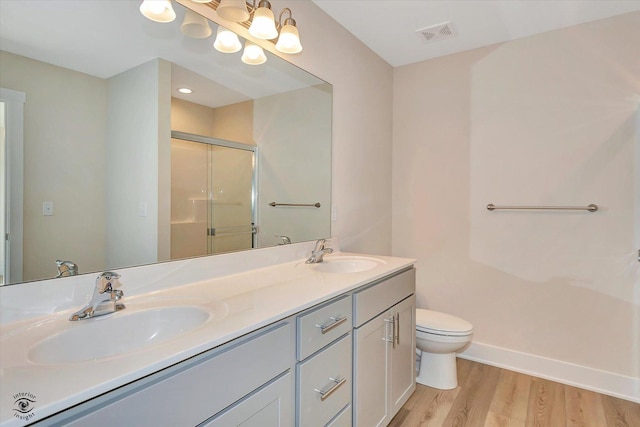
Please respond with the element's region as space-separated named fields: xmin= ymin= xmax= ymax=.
xmin=180 ymin=9 xmax=212 ymax=38
xmin=139 ymin=0 xmax=176 ymax=23
xmin=248 ymin=0 xmax=278 ymax=40
xmin=213 ymin=25 xmax=242 ymax=53
xmin=216 ymin=0 xmax=250 ymax=23
xmin=177 ymin=88 xmax=193 ymax=94
xmin=241 ymin=41 xmax=267 ymax=65
xmin=275 ymin=8 xmax=302 ymax=54
xmin=140 ymin=0 xmax=303 ymax=67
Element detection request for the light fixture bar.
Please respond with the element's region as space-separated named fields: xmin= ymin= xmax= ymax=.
xmin=204 ymin=0 xmax=254 ymax=30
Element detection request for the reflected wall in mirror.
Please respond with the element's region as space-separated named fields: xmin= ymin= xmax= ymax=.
xmin=0 ymin=0 xmax=332 ymax=285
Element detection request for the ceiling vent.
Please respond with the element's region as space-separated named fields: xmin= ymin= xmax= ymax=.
xmin=416 ymin=21 xmax=456 ymax=43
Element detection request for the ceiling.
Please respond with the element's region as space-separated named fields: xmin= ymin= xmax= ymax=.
xmin=312 ymin=0 xmax=640 ymax=67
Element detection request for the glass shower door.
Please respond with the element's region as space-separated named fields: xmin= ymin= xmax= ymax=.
xmin=170 ymin=133 xmax=255 ymax=259
xmin=207 ymin=144 xmax=255 ymax=255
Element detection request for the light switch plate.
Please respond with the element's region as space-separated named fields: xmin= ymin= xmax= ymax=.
xmin=43 ymin=201 xmax=54 ymax=216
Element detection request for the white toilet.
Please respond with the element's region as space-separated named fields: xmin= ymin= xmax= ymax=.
xmin=415 ymin=309 xmax=473 ymax=390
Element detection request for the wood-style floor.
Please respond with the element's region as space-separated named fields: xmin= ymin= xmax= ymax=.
xmin=389 ymin=358 xmax=640 ymax=427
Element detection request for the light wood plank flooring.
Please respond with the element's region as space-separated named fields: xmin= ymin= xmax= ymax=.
xmin=389 ymin=358 xmax=640 ymax=427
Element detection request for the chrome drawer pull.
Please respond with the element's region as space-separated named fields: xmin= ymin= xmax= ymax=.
xmin=317 ymin=315 xmax=347 ymax=335
xmin=315 ymin=376 xmax=347 ymax=401
xmin=395 ymin=312 xmax=400 ymax=345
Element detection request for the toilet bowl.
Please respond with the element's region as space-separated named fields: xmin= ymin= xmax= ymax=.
xmin=415 ymin=309 xmax=473 ymax=390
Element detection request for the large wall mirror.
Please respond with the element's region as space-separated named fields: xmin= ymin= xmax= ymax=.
xmin=0 ymin=0 xmax=332 ymax=286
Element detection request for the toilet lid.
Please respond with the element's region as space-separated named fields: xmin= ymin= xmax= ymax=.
xmin=416 ymin=309 xmax=473 ymax=336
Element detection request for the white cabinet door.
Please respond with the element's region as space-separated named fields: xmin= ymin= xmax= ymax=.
xmin=390 ymin=295 xmax=416 ymax=415
xmin=202 ymin=373 xmax=293 ymax=427
xmin=353 ymin=309 xmax=392 ymax=427
xmin=353 ymin=295 xmax=416 ymax=427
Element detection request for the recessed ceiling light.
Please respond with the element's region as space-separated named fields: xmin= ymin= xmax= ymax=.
xmin=177 ymin=88 xmax=193 ymax=94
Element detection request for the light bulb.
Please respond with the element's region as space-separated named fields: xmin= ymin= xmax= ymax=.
xmin=213 ymin=26 xmax=242 ymax=53
xmin=248 ymin=2 xmax=278 ymax=40
xmin=241 ymin=41 xmax=267 ymax=65
xmin=275 ymin=23 xmax=302 ymax=54
xmin=139 ymin=0 xmax=176 ymax=23
xmin=180 ymin=10 xmax=212 ymax=39
xmin=216 ymin=0 xmax=250 ymax=23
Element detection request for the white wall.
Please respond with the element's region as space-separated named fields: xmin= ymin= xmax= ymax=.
xmin=179 ymin=0 xmax=394 ymax=255
xmin=393 ymin=12 xmax=640 ymax=399
xmin=106 ymin=58 xmax=171 ymax=268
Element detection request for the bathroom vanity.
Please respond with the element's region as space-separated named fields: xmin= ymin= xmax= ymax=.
xmin=0 ymin=250 xmax=415 ymax=427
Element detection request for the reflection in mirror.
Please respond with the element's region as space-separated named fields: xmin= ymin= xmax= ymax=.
xmin=0 ymin=1 xmax=332 ymax=285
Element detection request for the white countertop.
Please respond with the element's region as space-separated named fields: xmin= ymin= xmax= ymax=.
xmin=0 ymin=252 xmax=414 ymax=426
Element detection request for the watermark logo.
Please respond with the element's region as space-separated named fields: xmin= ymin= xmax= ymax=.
xmin=13 ymin=392 xmax=36 ymax=421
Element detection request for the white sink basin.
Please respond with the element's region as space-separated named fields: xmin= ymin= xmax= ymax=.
xmin=313 ymin=256 xmax=384 ymax=274
xmin=29 ymin=306 xmax=211 ymax=364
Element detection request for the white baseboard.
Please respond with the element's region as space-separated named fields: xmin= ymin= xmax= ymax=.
xmin=458 ymin=341 xmax=640 ymax=403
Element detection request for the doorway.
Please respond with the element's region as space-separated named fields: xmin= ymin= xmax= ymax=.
xmin=0 ymin=88 xmax=25 ymax=285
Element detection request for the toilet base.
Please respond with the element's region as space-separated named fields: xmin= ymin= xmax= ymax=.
xmin=416 ymin=350 xmax=458 ymax=390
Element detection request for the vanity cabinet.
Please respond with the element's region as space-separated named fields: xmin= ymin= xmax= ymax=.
xmin=40 ymin=323 xmax=295 ymax=427
xmin=29 ymin=266 xmax=415 ymax=427
xmin=353 ymin=268 xmax=416 ymax=427
xmin=296 ymin=295 xmax=352 ymax=427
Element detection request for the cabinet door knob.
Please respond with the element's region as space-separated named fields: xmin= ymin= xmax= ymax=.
xmin=314 ymin=376 xmax=347 ymax=401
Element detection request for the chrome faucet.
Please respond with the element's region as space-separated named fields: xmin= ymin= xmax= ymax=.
xmin=69 ymin=272 xmax=125 ymax=321
xmin=56 ymin=260 xmax=78 ymax=278
xmin=306 ymin=239 xmax=334 ymax=264
xmin=276 ymin=235 xmax=291 ymax=245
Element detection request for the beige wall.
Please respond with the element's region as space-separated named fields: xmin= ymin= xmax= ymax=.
xmin=180 ymin=0 xmax=395 ymax=255
xmin=255 ymin=85 xmax=332 ymax=247
xmin=106 ymin=58 xmax=171 ymax=269
xmin=393 ymin=11 xmax=640 ymax=383
xmin=0 ymin=51 xmax=107 ymax=281
xmin=171 ymin=97 xmax=254 ymax=145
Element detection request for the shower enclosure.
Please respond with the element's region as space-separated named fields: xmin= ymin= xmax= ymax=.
xmin=170 ymin=132 xmax=256 ymax=259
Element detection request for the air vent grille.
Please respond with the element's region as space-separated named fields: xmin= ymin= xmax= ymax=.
xmin=417 ymin=21 xmax=456 ymax=43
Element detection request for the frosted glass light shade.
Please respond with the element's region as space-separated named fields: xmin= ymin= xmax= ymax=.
xmin=248 ymin=6 xmax=278 ymax=40
xmin=180 ymin=10 xmax=212 ymax=39
xmin=139 ymin=0 xmax=176 ymax=23
xmin=213 ymin=26 xmax=242 ymax=53
xmin=216 ymin=0 xmax=250 ymax=22
xmin=241 ymin=41 xmax=267 ymax=65
xmin=275 ymin=24 xmax=302 ymax=54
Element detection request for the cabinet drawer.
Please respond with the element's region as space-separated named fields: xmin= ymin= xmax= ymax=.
xmin=202 ymin=373 xmax=293 ymax=427
xmin=353 ymin=268 xmax=415 ymax=327
xmin=62 ymin=323 xmax=292 ymax=427
xmin=326 ymin=405 xmax=352 ymax=427
xmin=297 ymin=334 xmax=352 ymax=427
xmin=297 ymin=295 xmax=351 ymax=360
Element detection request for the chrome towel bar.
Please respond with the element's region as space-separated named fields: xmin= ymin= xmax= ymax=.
xmin=487 ymin=204 xmax=598 ymax=212
xmin=269 ymin=202 xmax=321 ymax=208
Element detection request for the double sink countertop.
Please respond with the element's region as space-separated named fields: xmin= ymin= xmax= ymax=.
xmin=0 ymin=252 xmax=414 ymax=426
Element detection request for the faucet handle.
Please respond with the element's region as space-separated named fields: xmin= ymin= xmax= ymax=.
xmin=95 ymin=271 xmax=121 ymax=294
xmin=313 ymin=239 xmax=327 ymax=252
